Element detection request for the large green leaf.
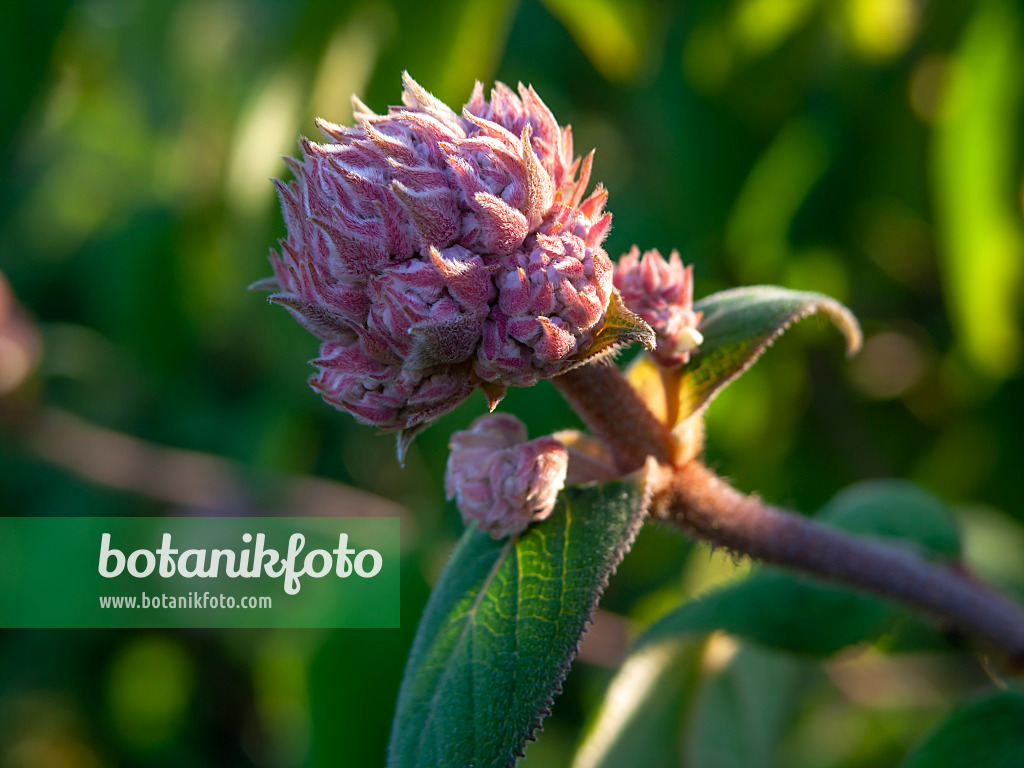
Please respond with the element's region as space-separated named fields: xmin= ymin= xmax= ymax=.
xmin=902 ymin=686 xmax=1024 ymax=768
xmin=677 ymin=285 xmax=861 ymax=422
xmin=388 ymin=473 xmax=652 ymax=768
xmin=572 ymin=640 xmax=807 ymax=768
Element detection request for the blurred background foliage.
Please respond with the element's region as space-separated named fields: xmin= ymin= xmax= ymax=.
xmin=0 ymin=0 xmax=1022 ymax=766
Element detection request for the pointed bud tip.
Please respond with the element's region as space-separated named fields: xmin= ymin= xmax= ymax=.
xmin=248 ymin=276 xmax=281 ymax=292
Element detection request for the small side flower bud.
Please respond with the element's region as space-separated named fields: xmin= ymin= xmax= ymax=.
xmin=614 ymin=247 xmax=703 ymax=368
xmin=445 ymin=413 xmax=569 ymax=539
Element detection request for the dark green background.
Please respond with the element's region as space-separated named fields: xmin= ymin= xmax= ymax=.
xmin=0 ymin=0 xmax=1022 ymax=765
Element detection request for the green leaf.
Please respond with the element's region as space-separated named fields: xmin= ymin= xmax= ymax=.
xmin=572 ymin=638 xmax=701 ymax=768
xmin=820 ymin=479 xmax=962 ymax=560
xmin=677 ymin=285 xmax=862 ymax=421
xmin=685 ymin=643 xmax=808 ymax=768
xmin=572 ymin=631 xmax=810 ymax=768
xmin=902 ymin=686 xmax=1024 ymax=768
xmin=388 ymin=473 xmax=652 ymax=768
xmin=637 ymin=570 xmax=894 ymax=657
xmin=637 ymin=480 xmax=960 ymax=658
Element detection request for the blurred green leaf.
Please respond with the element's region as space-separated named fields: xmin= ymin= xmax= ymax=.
xmin=933 ymin=0 xmax=1024 ymax=377
xmin=638 ymin=569 xmax=893 ymax=658
xmin=902 ymin=686 xmax=1024 ymax=768
xmin=572 ymin=638 xmax=700 ymax=768
xmin=388 ymin=473 xmax=651 ymax=768
xmin=674 ymin=286 xmax=862 ymax=423
xmin=684 ymin=643 xmax=807 ymax=768
xmin=820 ymin=479 xmax=962 ymax=560
xmin=573 ymin=636 xmax=809 ymax=768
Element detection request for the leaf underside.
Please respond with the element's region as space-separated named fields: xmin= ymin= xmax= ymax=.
xmin=388 ymin=472 xmax=652 ymax=768
xmin=573 ymin=290 xmax=656 ymax=367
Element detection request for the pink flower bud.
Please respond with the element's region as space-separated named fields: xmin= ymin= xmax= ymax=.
xmin=464 ymin=81 xmax=592 ymax=206
xmin=259 ymin=73 xmax=624 ymax=443
xmin=475 ymin=194 xmax=614 ymax=386
xmin=363 ymin=245 xmax=493 ymax=368
xmin=614 ymin=247 xmax=703 ymax=368
xmin=310 ymin=338 xmax=476 ymax=431
xmin=445 ymin=414 xmax=569 ymax=539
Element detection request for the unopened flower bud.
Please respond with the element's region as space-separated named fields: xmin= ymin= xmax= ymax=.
xmin=614 ymin=247 xmax=703 ymax=367
xmin=445 ymin=413 xmax=568 ymax=539
xmin=363 ymin=245 xmax=493 ymax=368
xmin=258 ymin=73 xmax=639 ymax=451
xmin=464 ymin=80 xmax=592 ymax=205
xmin=476 ymin=195 xmax=614 ymax=386
xmin=310 ymin=339 xmax=475 ymax=431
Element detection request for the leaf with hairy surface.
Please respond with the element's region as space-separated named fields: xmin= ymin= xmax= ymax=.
xmin=388 ymin=469 xmax=653 ymax=768
xmin=572 ymin=290 xmax=656 ymax=367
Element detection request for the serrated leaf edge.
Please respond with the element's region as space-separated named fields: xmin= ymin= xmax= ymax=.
xmin=516 ymin=468 xmax=656 ymax=758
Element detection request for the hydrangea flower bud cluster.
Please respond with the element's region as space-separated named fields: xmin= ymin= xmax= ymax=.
xmin=261 ymin=74 xmax=614 ymax=436
xmin=614 ymin=247 xmax=703 ymax=368
xmin=445 ymin=414 xmax=568 ymax=539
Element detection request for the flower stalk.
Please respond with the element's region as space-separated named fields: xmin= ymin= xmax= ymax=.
xmin=552 ymin=362 xmax=670 ymax=472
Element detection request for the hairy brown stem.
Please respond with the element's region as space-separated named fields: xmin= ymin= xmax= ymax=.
xmin=664 ymin=462 xmax=1024 ymax=664
xmin=553 ymin=362 xmax=671 ymax=472
xmin=554 ymin=361 xmax=1024 ymax=667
